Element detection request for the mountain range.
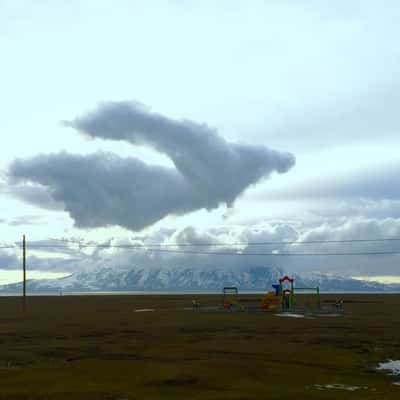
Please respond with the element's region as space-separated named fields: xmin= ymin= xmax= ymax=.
xmin=1 ymin=265 xmax=398 ymax=293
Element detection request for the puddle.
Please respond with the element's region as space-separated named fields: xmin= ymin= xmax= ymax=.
xmin=276 ymin=313 xmax=304 ymax=318
xmin=134 ymin=309 xmax=154 ymax=312
xmin=377 ymin=360 xmax=400 ymax=375
xmin=312 ymin=384 xmax=368 ymax=391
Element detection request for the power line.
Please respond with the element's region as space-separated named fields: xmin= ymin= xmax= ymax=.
xmin=135 ymin=249 xmax=400 ymax=256
xmin=3 ymin=243 xmax=400 ymax=256
xmin=4 ymin=237 xmax=400 ymax=248
xmin=46 ymin=237 xmax=400 ymax=247
xmin=2 ymin=236 xmax=400 ymax=257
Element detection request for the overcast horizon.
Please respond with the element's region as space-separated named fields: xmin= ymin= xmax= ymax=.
xmin=1 ymin=1 xmax=400 ymax=285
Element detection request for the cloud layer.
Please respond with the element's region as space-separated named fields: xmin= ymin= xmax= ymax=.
xmin=267 ymin=163 xmax=400 ymax=202
xmin=2 ymin=217 xmax=399 ymax=277
xmin=8 ymin=102 xmax=295 ymax=230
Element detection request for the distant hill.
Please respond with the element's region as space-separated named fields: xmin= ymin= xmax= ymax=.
xmin=1 ymin=265 xmax=399 ymax=293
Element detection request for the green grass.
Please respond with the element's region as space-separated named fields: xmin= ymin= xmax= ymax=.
xmin=0 ymin=293 xmax=399 ymax=399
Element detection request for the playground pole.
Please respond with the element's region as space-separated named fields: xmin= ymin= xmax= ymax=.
xmin=291 ymin=279 xmax=295 ymax=310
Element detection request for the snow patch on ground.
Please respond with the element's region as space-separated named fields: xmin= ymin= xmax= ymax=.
xmin=313 ymin=384 xmax=368 ymax=391
xmin=275 ymin=313 xmax=304 ymax=318
xmin=377 ymin=360 xmax=400 ymax=375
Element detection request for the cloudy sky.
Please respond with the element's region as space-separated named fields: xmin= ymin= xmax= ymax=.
xmin=1 ymin=0 xmax=400 ymax=282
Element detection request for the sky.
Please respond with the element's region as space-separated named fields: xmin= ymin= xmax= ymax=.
xmin=1 ymin=0 xmax=400 ymax=282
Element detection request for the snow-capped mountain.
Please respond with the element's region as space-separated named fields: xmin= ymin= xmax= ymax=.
xmin=1 ymin=265 xmax=398 ymax=292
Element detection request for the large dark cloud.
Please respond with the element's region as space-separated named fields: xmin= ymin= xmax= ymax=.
xmin=0 ymin=180 xmax=64 ymax=211
xmin=7 ymin=101 xmax=295 ymax=230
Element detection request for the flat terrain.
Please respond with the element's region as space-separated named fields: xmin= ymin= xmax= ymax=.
xmin=0 ymin=293 xmax=399 ymax=399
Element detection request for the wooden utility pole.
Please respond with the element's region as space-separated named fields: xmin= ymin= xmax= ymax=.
xmin=22 ymin=234 xmax=26 ymax=311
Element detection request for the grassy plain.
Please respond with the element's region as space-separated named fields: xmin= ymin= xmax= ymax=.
xmin=0 ymin=293 xmax=399 ymax=399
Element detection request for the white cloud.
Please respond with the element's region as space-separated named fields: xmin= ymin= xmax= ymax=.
xmin=2 ymin=217 xmax=398 ymax=278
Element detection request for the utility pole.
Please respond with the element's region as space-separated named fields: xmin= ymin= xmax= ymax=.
xmin=22 ymin=234 xmax=26 ymax=312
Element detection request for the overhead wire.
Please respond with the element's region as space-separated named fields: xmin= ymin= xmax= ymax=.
xmin=46 ymin=237 xmax=400 ymax=246
xmin=0 ymin=236 xmax=399 ymax=256
xmin=1 ymin=243 xmax=400 ymax=257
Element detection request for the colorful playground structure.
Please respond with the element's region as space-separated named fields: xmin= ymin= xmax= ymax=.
xmin=261 ymin=275 xmax=321 ymax=312
xmin=221 ymin=275 xmax=321 ymax=313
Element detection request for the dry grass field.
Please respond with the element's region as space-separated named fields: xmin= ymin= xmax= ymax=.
xmin=0 ymin=293 xmax=399 ymax=399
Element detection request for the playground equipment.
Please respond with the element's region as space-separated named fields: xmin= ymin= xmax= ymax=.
xmin=261 ymin=291 xmax=280 ymax=310
xmin=279 ymin=275 xmax=295 ymax=312
xmin=293 ymin=286 xmax=321 ymax=311
xmin=192 ymin=276 xmax=327 ymax=315
xmin=262 ymin=276 xmax=321 ymax=313
xmin=220 ymin=278 xmax=321 ymax=313
xmin=222 ymin=286 xmax=244 ymax=310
